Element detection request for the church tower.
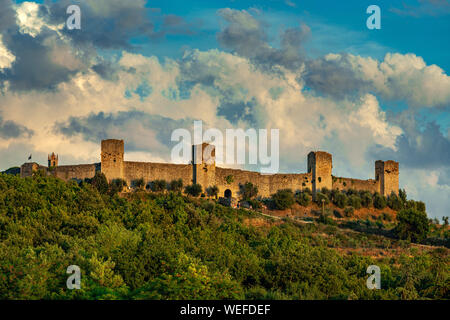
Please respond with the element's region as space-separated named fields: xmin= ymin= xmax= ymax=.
xmin=48 ymin=153 xmax=58 ymax=167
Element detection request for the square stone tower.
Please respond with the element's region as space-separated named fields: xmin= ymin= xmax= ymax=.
xmin=101 ymin=139 xmax=124 ymax=182
xmin=192 ymin=143 xmax=216 ymax=189
xmin=375 ymin=160 xmax=399 ymax=196
xmin=308 ymin=151 xmax=333 ymax=198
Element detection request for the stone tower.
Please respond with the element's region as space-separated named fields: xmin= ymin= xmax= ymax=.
xmin=375 ymin=160 xmax=399 ymax=196
xmin=308 ymin=151 xmax=333 ymax=198
xmin=192 ymin=143 xmax=216 ymax=189
xmin=101 ymin=139 xmax=124 ymax=182
xmin=48 ymin=152 xmax=58 ymax=167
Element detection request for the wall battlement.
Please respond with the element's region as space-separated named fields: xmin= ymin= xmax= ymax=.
xmin=20 ymin=139 xmax=399 ymax=198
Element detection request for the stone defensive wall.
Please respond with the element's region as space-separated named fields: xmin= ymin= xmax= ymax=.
xmin=215 ymin=167 xmax=312 ymax=198
xmin=123 ymin=161 xmax=192 ymax=187
xmin=20 ymin=139 xmax=399 ymax=198
xmin=332 ymin=176 xmax=380 ymax=194
xmin=52 ymin=164 xmax=98 ymax=181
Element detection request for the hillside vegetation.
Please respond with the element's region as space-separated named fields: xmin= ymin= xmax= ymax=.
xmin=0 ymin=173 xmax=448 ymax=300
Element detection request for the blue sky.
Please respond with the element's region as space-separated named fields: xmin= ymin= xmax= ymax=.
xmin=1 ymin=0 xmax=449 ymax=218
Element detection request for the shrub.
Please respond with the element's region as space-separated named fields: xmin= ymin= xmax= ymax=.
xmin=184 ymin=184 xmax=203 ymax=197
xmin=315 ymin=192 xmax=330 ymax=205
xmin=333 ymin=210 xmax=342 ymax=218
xmin=239 ymin=182 xmax=258 ymax=201
xmin=248 ymin=199 xmax=262 ymax=210
xmin=303 ymin=187 xmax=312 ymax=195
xmin=387 ymin=193 xmax=403 ymax=211
xmin=321 ymin=187 xmax=331 ymax=199
xmin=318 ymin=213 xmax=336 ymax=226
xmin=348 ymin=195 xmax=362 ymax=209
xmin=225 ymin=175 xmax=234 ymax=184
xmin=168 ymin=179 xmax=183 ymax=192
xmin=415 ymin=201 xmax=426 ymax=213
xmin=272 ymin=189 xmax=295 ymax=210
xmin=296 ymin=192 xmax=311 ymax=207
xmin=373 ymin=193 xmax=387 ymax=209
xmin=110 ymin=178 xmax=127 ymax=195
xmin=382 ymin=212 xmax=393 ymax=222
xmin=133 ymin=178 xmax=145 ymax=190
xmin=399 ymin=188 xmax=407 ymax=203
xmin=150 ymin=180 xmax=167 ymax=192
xmin=344 ymin=207 xmax=354 ymax=217
xmin=92 ymin=172 xmax=109 ymax=194
xmin=376 ymin=221 xmax=384 ymax=230
xmin=395 ymin=208 xmax=430 ymax=243
xmin=333 ymin=193 xmax=348 ymax=209
xmin=206 ymin=185 xmax=219 ymax=198
xmin=360 ymin=191 xmax=373 ymax=208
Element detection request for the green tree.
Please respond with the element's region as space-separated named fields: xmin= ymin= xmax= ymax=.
xmin=387 ymin=193 xmax=402 ymax=211
xmin=151 ymin=180 xmax=167 ymax=192
xmin=206 ymin=185 xmax=219 ymax=199
xmin=133 ymin=178 xmax=145 ymax=190
xmin=92 ymin=172 xmax=109 ymax=194
xmin=109 ymin=179 xmax=127 ymax=195
xmin=296 ymin=192 xmax=311 ymax=207
xmin=168 ymin=179 xmax=183 ymax=192
xmin=348 ymin=195 xmax=362 ymax=209
xmin=315 ymin=192 xmax=329 ymax=205
xmin=360 ymin=191 xmax=373 ymax=208
xmin=373 ymin=193 xmax=387 ymax=209
xmin=239 ymin=182 xmax=258 ymax=201
xmin=333 ymin=193 xmax=348 ymax=209
xmin=395 ymin=208 xmax=430 ymax=243
xmin=184 ymin=184 xmax=202 ymax=197
xmin=272 ymin=189 xmax=295 ymax=210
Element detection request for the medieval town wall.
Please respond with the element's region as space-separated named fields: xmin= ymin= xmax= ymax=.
xmin=123 ymin=161 xmax=192 ymax=187
xmin=53 ymin=164 xmax=97 ymax=181
xmin=215 ymin=167 xmax=312 ymax=198
xmin=19 ymin=139 xmax=399 ymax=199
xmin=332 ymin=176 xmax=380 ymax=194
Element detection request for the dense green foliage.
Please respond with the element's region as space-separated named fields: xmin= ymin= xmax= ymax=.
xmin=168 ymin=179 xmax=183 ymax=193
xmin=239 ymin=182 xmax=258 ymax=201
xmin=373 ymin=193 xmax=387 ymax=210
xmin=295 ymin=192 xmax=311 ymax=207
xmin=206 ymin=185 xmax=219 ymax=198
xmin=395 ymin=209 xmax=431 ymax=242
xmin=184 ymin=184 xmax=202 ymax=197
xmin=0 ymin=174 xmax=448 ymax=300
xmin=271 ymin=189 xmax=295 ymax=210
xmin=149 ymin=180 xmax=167 ymax=192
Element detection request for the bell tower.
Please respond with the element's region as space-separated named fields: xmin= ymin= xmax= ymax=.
xmin=48 ymin=153 xmax=58 ymax=167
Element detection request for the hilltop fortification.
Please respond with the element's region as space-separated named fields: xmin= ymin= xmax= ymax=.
xmin=20 ymin=139 xmax=399 ymax=198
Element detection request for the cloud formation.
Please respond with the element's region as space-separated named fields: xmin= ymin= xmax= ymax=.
xmin=0 ymin=115 xmax=33 ymax=139
xmin=305 ymin=53 xmax=450 ymax=107
xmin=0 ymin=3 xmax=448 ymax=218
xmin=217 ymin=8 xmax=310 ymax=71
